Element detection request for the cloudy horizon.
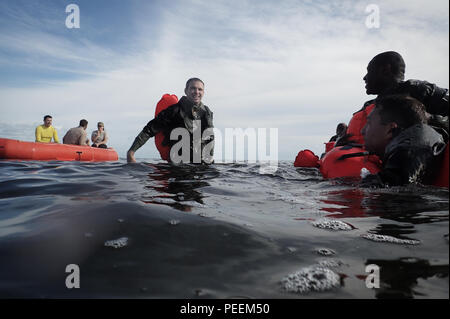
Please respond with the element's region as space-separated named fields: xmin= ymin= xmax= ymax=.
xmin=0 ymin=0 xmax=448 ymax=160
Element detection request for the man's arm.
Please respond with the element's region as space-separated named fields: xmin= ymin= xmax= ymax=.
xmin=99 ymin=132 xmax=108 ymax=145
xmin=35 ymin=126 xmax=42 ymax=142
xmin=361 ymin=146 xmax=432 ymax=187
xmin=79 ymin=130 xmax=89 ymax=146
xmin=53 ymin=128 xmax=59 ymax=143
xmin=406 ymin=80 xmax=449 ymax=116
xmin=127 ymin=106 xmax=177 ymax=162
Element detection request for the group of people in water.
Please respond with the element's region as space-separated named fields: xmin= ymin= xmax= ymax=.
xmin=35 ymin=117 xmax=108 ymax=148
xmin=33 ymin=51 xmax=449 ymax=188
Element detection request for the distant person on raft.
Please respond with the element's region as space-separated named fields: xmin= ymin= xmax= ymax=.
xmin=336 ymin=51 xmax=449 ymax=147
xmin=91 ymin=122 xmax=108 ymax=149
xmin=127 ymin=78 xmax=214 ymax=164
xmin=63 ymin=119 xmax=90 ymax=146
xmin=360 ymin=95 xmax=446 ymax=187
xmin=35 ymin=115 xmax=59 ymax=143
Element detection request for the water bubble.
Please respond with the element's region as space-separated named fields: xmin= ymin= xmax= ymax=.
xmin=104 ymin=237 xmax=129 ymax=249
xmin=287 ymin=247 xmax=297 ymax=253
xmin=317 ymin=258 xmax=344 ymax=268
xmin=362 ymin=233 xmax=420 ymax=245
xmin=311 ymin=218 xmax=354 ymax=231
xmin=314 ymin=248 xmax=336 ymax=256
xmin=281 ymin=266 xmax=340 ymax=294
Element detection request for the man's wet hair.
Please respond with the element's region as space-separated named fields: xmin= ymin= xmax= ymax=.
xmin=372 ymin=51 xmax=406 ymax=81
xmin=44 ymin=115 xmax=52 ymax=121
xmin=185 ymin=78 xmax=204 ymax=89
xmin=376 ymin=95 xmax=427 ymax=133
xmin=79 ymin=119 xmax=88 ymax=127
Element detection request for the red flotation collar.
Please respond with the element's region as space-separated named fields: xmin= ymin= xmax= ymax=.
xmin=154 ymin=94 xmax=178 ymax=161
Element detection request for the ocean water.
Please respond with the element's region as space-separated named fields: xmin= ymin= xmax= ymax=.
xmin=0 ymin=160 xmax=448 ymax=299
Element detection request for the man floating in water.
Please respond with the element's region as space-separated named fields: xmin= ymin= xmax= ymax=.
xmin=127 ymin=78 xmax=214 ymax=164
xmin=361 ymin=95 xmax=446 ymax=187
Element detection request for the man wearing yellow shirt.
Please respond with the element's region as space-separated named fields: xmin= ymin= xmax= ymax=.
xmin=35 ymin=115 xmax=59 ymax=143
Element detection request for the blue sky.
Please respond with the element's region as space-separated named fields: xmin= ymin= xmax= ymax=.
xmin=0 ymin=0 xmax=448 ymax=160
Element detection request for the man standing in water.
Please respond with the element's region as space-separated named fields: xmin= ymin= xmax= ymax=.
xmin=127 ymin=78 xmax=214 ymax=163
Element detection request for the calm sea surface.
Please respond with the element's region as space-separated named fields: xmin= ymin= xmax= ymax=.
xmin=0 ymin=160 xmax=448 ymax=298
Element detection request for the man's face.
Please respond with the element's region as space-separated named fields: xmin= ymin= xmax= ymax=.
xmin=185 ymin=80 xmax=204 ymax=105
xmin=363 ymin=60 xmax=388 ymax=95
xmin=361 ymin=107 xmax=395 ymax=157
xmin=44 ymin=117 xmax=52 ymax=127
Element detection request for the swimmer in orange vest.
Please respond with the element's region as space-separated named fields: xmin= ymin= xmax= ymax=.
xmin=337 ymin=51 xmax=448 ymax=147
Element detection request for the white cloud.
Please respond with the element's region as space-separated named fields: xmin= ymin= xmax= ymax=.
xmin=0 ymin=0 xmax=448 ymax=160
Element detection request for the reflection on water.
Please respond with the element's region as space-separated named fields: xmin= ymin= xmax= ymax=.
xmin=141 ymin=163 xmax=220 ymax=211
xmin=0 ymin=160 xmax=447 ymax=298
xmin=365 ymin=258 xmax=449 ymax=299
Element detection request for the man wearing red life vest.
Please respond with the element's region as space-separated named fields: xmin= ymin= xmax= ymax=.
xmin=337 ymin=51 xmax=448 ymax=147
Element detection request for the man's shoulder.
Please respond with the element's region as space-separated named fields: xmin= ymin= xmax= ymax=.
xmin=203 ymin=104 xmax=213 ymax=114
xmin=353 ymin=99 xmax=376 ymax=115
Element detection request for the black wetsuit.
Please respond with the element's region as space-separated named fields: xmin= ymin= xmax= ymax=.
xmin=361 ymin=124 xmax=446 ymax=187
xmin=129 ymin=96 xmax=214 ymax=162
xmin=337 ymin=79 xmax=449 ymax=146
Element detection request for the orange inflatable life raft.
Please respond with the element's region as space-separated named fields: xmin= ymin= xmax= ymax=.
xmin=154 ymin=94 xmax=179 ymax=161
xmin=0 ymin=138 xmax=118 ymax=162
xmin=319 ymin=145 xmax=381 ymax=179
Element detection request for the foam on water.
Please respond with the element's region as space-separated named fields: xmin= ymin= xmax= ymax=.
xmin=0 ymin=160 xmax=447 ymax=298
xmin=314 ymin=248 xmax=337 ymax=256
xmin=311 ymin=218 xmax=354 ymax=231
xmin=281 ymin=266 xmax=341 ymax=294
xmin=104 ymin=237 xmax=129 ymax=249
xmin=362 ymin=233 xmax=421 ymax=245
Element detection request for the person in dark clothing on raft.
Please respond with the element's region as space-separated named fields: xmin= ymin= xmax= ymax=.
xmin=336 ymin=51 xmax=449 ymax=147
xmin=360 ymin=95 xmax=446 ymax=187
xmin=127 ymin=78 xmax=214 ymax=164
xmin=329 ymin=123 xmax=348 ymax=142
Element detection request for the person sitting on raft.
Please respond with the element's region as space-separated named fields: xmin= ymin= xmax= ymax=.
xmin=336 ymin=51 xmax=449 ymax=147
xmin=127 ymin=78 xmax=214 ymax=164
xmin=35 ymin=115 xmax=59 ymax=143
xmin=329 ymin=123 xmax=347 ymax=143
xmin=63 ymin=119 xmax=90 ymax=146
xmin=360 ymin=95 xmax=446 ymax=187
xmin=91 ymin=122 xmax=108 ymax=148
